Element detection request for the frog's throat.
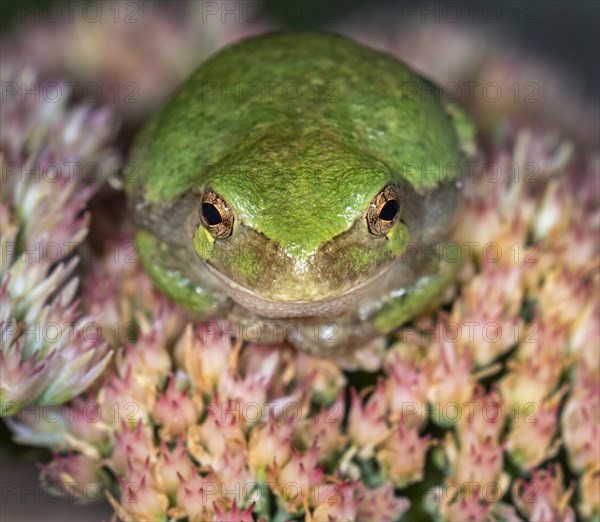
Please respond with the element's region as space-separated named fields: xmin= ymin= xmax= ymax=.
xmin=203 ymin=261 xmax=396 ymax=318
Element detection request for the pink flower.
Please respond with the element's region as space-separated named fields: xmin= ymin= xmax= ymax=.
xmin=506 ymin=390 xmax=564 ymax=470
xmin=181 ymin=322 xmax=233 ymax=395
xmin=500 ymin=315 xmax=566 ymax=411
xmin=153 ymin=377 xmax=201 ymax=440
xmin=274 ymin=441 xmax=325 ymax=512
xmin=578 ymin=467 xmax=600 ymax=521
xmin=186 ymin=399 xmax=246 ymax=470
xmin=173 ymin=469 xmax=220 ymax=521
xmin=111 ymin=457 xmax=168 ymax=522
xmin=377 ymin=424 xmax=433 ymax=487
xmin=438 ymin=486 xmax=493 ymax=522
xmin=455 ymin=387 xmax=505 ymax=447
xmin=444 ymin=426 xmax=505 ymax=489
xmin=57 ymin=398 xmax=112 ymax=458
xmin=296 ymin=396 xmax=347 ymax=462
xmin=562 ymin=381 xmax=600 ymax=474
xmin=40 ymin=452 xmax=106 ymax=504
xmin=212 ymin=502 xmax=255 ymax=522
xmin=348 ymin=381 xmax=388 ymax=458
xmin=514 ymin=465 xmax=575 ymax=522
xmin=453 ymin=260 xmax=524 ymax=367
xmin=357 ymin=482 xmax=410 ymax=522
xmin=293 ymin=350 xmax=347 ymax=403
xmin=425 ymin=317 xmax=476 ymax=426
xmin=569 ymin=297 xmax=600 ymax=369
xmin=211 ymin=441 xmax=254 ymax=500
xmin=450 ymin=172 xmax=507 ymax=257
xmin=312 ymin=480 xmax=363 ymax=522
xmin=156 ymin=438 xmax=194 ymax=499
xmin=385 ymin=349 xmax=429 ymax=427
xmin=0 ymin=340 xmax=56 ymax=412
xmin=99 ymin=366 xmax=154 ymax=426
xmin=217 ymin=350 xmax=279 ymax=424
xmin=117 ymin=327 xmax=173 ymax=387
xmin=108 ymin=420 xmax=155 ymax=476
xmin=248 ymin=420 xmax=294 ymax=477
xmin=1 ymin=67 xmax=115 ymax=414
xmin=536 ymin=266 xmax=595 ymax=331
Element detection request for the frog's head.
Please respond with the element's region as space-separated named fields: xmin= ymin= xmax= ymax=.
xmin=126 ymin=33 xmax=474 ymax=320
xmin=190 ymin=124 xmax=456 ymax=318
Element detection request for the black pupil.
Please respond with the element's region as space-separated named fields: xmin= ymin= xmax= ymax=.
xmin=379 ymin=199 xmax=400 ymax=221
xmin=202 ymin=203 xmax=222 ymax=226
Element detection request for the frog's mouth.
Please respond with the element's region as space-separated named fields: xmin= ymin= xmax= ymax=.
xmin=204 ymin=261 xmax=397 ymax=318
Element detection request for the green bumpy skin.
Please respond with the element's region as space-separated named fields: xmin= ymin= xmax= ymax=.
xmin=126 ymin=32 xmax=475 ymax=355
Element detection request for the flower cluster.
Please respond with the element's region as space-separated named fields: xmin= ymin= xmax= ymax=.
xmin=1 ymin=6 xmax=599 ymax=522
xmin=1 ymin=66 xmax=117 ymax=415
xmin=5 ymin=122 xmax=598 ymax=520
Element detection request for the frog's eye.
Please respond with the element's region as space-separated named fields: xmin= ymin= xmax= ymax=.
xmin=200 ymin=189 xmax=234 ymax=238
xmin=367 ymin=185 xmax=401 ymax=235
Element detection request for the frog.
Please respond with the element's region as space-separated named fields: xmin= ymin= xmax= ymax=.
xmin=126 ymin=32 xmax=476 ymax=355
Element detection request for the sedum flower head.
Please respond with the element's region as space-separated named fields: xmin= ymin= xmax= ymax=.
xmin=248 ymin=420 xmax=294 ymax=477
xmin=1 ymin=66 xmax=116 ymax=414
xmin=356 ymin=482 xmax=410 ymax=522
xmin=156 ymin=437 xmax=194 ymax=501
xmin=108 ymin=420 xmax=156 ymax=476
xmin=39 ymin=452 xmax=108 ymax=504
xmin=312 ymin=480 xmax=363 ymax=522
xmin=153 ymin=377 xmax=201 ymax=440
xmin=376 ymin=423 xmax=433 ymax=487
xmin=514 ymin=465 xmax=576 ymax=522
xmin=212 ymin=502 xmax=255 ymax=522
xmin=295 ymin=396 xmax=347 ymax=461
xmin=579 ymin=466 xmax=600 ymax=521
xmin=110 ymin=457 xmax=169 ymax=522
xmin=561 ymin=373 xmax=600 ymax=474
xmin=506 ymin=389 xmax=564 ymax=470
xmin=347 ymin=381 xmax=388 ymax=458
xmin=272 ymin=441 xmax=325 ymax=512
xmin=172 ymin=468 xmax=219 ymax=521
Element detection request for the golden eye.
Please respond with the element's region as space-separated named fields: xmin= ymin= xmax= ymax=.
xmin=200 ymin=188 xmax=234 ymax=238
xmin=367 ymin=184 xmax=401 ymax=236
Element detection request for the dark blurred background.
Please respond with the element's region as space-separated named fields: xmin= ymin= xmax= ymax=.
xmin=2 ymin=0 xmax=599 ymax=100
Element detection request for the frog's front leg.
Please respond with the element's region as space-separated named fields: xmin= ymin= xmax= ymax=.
xmin=367 ymin=244 xmax=462 ymax=335
xmin=135 ymin=230 xmax=222 ymax=316
xmin=299 ymin=252 xmax=459 ymax=355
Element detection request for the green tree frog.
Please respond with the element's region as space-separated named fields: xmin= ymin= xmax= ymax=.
xmin=126 ymin=32 xmax=475 ymax=355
